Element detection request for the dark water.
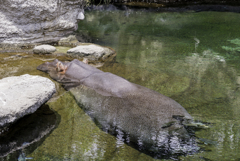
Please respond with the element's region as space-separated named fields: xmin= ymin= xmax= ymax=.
xmin=1 ymin=8 xmax=240 ymax=161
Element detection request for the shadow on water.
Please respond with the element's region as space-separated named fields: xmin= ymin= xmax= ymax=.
xmin=0 ymin=104 xmax=60 ymax=161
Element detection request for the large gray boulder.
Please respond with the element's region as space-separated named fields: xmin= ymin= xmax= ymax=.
xmin=0 ymin=0 xmax=84 ymax=47
xmin=67 ymin=44 xmax=116 ymax=61
xmin=0 ymin=74 xmax=56 ymax=127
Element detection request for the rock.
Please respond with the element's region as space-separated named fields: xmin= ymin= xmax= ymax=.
xmin=33 ymin=45 xmax=56 ymax=54
xmin=0 ymin=0 xmax=84 ymax=47
xmin=77 ymin=9 xmax=85 ymax=20
xmin=67 ymin=44 xmax=116 ymax=61
xmin=0 ymin=74 xmax=56 ymax=127
xmin=58 ymin=34 xmax=92 ymax=47
xmin=58 ymin=35 xmax=81 ymax=47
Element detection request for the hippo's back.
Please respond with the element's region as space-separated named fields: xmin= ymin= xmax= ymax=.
xmin=70 ymin=82 xmax=193 ymax=148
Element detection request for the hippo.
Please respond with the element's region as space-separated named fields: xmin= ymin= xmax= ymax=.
xmin=37 ymin=59 xmax=199 ymax=158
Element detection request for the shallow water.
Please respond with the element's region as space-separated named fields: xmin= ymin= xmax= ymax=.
xmin=1 ymin=8 xmax=240 ymax=161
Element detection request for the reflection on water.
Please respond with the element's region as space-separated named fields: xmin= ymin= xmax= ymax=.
xmin=1 ymin=8 xmax=240 ymax=160
xmin=77 ymin=9 xmax=240 ymax=160
xmin=0 ymin=105 xmax=58 ymax=161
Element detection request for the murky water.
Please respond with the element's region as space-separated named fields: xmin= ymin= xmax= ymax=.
xmin=1 ymin=8 xmax=240 ymax=161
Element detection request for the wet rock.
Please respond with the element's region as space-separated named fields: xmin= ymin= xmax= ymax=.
xmin=33 ymin=45 xmax=56 ymax=54
xmin=67 ymin=44 xmax=116 ymax=61
xmin=0 ymin=74 xmax=56 ymax=127
xmin=58 ymin=35 xmax=81 ymax=47
xmin=77 ymin=9 xmax=85 ymax=20
xmin=0 ymin=0 xmax=84 ymax=47
xmin=58 ymin=34 xmax=92 ymax=47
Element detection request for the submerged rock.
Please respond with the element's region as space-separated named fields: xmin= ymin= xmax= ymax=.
xmin=0 ymin=74 xmax=56 ymax=127
xmin=67 ymin=44 xmax=116 ymax=62
xmin=33 ymin=45 xmax=56 ymax=54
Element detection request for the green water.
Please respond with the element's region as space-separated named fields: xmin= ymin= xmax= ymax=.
xmin=1 ymin=9 xmax=240 ymax=161
xmin=77 ymin=10 xmax=240 ymax=160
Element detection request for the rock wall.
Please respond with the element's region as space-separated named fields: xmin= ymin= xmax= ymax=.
xmin=0 ymin=0 xmax=84 ymax=46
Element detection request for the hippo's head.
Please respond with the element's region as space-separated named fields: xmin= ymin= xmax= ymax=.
xmin=37 ymin=59 xmax=80 ymax=90
xmin=37 ymin=59 xmax=102 ymax=90
xmin=37 ymin=59 xmax=68 ymax=78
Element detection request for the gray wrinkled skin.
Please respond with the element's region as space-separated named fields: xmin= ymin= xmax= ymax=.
xmin=37 ymin=59 xmax=199 ymax=155
xmin=0 ymin=0 xmax=84 ymax=44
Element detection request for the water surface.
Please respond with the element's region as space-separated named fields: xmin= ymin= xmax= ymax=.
xmin=76 ymin=10 xmax=240 ymax=160
xmin=1 ymin=8 xmax=240 ymax=161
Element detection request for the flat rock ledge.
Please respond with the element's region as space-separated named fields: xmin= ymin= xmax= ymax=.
xmin=58 ymin=35 xmax=81 ymax=47
xmin=67 ymin=44 xmax=116 ymax=61
xmin=33 ymin=45 xmax=56 ymax=54
xmin=0 ymin=74 xmax=56 ymax=127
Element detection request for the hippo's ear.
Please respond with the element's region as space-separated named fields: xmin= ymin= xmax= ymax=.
xmin=82 ymin=58 xmax=88 ymax=64
xmin=53 ymin=59 xmax=59 ymax=63
xmin=56 ymin=62 xmax=67 ymax=74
